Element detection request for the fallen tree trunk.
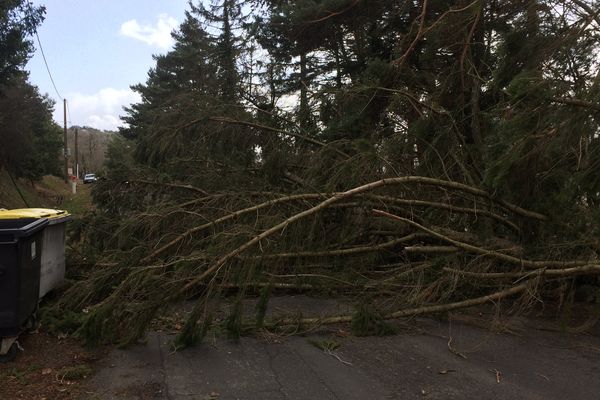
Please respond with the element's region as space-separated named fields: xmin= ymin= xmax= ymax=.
xmin=275 ymin=280 xmax=533 ymax=327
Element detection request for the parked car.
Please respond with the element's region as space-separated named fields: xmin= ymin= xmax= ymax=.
xmin=83 ymin=173 xmax=97 ymax=184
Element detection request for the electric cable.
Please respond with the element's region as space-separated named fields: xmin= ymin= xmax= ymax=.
xmin=7 ymin=170 xmax=30 ymax=207
xmin=66 ymin=99 xmax=73 ymax=125
xmin=35 ymin=31 xmax=63 ymax=100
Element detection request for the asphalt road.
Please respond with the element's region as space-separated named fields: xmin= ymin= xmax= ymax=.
xmin=84 ymin=311 xmax=600 ymax=400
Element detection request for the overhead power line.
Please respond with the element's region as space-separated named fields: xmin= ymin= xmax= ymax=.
xmin=35 ymin=31 xmax=63 ymax=100
xmin=34 ymin=30 xmax=72 ymax=182
xmin=66 ymin=99 xmax=72 ymax=125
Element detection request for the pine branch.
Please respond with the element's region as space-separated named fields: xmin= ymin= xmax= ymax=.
xmin=372 ymin=209 xmax=589 ymax=269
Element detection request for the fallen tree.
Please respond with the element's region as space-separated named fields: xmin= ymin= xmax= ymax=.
xmin=55 ymin=173 xmax=599 ymax=348
xmin=49 ymin=0 xmax=600 ymax=348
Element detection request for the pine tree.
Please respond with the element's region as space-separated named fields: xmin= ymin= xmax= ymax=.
xmin=0 ymin=0 xmax=44 ymax=86
xmin=0 ymin=73 xmax=62 ymax=179
xmin=0 ymin=2 xmax=61 ymax=180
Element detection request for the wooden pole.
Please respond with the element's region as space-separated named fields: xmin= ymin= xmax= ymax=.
xmin=75 ymin=128 xmax=79 ymax=179
xmin=63 ymin=99 xmax=68 ymax=182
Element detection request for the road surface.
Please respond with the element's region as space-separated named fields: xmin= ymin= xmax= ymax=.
xmin=83 ymin=304 xmax=600 ymax=399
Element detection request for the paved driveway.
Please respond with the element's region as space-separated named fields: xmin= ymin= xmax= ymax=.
xmin=84 ymin=316 xmax=600 ymax=400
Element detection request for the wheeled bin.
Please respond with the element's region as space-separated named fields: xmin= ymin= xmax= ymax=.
xmin=0 ymin=217 xmax=48 ymax=361
xmin=0 ymin=209 xmax=71 ymax=297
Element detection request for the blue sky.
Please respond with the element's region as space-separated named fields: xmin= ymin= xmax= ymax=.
xmin=27 ymin=0 xmax=192 ymax=130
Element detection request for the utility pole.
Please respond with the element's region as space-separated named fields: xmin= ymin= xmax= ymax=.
xmin=63 ymin=99 xmax=69 ymax=183
xmin=75 ymin=128 xmax=79 ymax=179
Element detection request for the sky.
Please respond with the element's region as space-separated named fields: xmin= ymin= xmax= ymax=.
xmin=26 ymin=0 xmax=192 ymax=131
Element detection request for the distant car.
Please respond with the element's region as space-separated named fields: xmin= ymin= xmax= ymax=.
xmin=83 ymin=173 xmax=97 ymax=184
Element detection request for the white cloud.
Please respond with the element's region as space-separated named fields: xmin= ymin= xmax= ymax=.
xmin=119 ymin=14 xmax=178 ymax=49
xmin=57 ymin=88 xmax=141 ymax=131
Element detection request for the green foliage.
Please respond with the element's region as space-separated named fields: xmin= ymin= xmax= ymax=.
xmin=351 ymin=302 xmax=398 ymax=337
xmin=308 ymin=338 xmax=340 ymax=352
xmin=173 ymin=300 xmax=214 ymax=349
xmin=54 ymin=0 xmax=600 ymax=348
xmin=0 ymin=0 xmax=44 ymax=85
xmin=225 ymin=297 xmax=243 ymax=339
xmin=57 ymin=364 xmax=93 ymax=381
xmin=76 ymin=303 xmax=119 ymax=347
xmin=0 ymin=74 xmax=62 ymax=180
xmin=255 ymin=284 xmax=272 ymax=328
xmin=0 ymin=2 xmax=59 ymax=180
xmin=40 ymin=308 xmax=85 ymax=335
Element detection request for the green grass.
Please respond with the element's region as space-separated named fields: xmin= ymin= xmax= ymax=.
xmin=59 ymin=184 xmax=92 ymax=218
xmin=0 ymin=169 xmax=42 ymax=208
xmin=37 ymin=175 xmax=93 ymax=217
xmin=0 ymin=170 xmax=92 ymax=217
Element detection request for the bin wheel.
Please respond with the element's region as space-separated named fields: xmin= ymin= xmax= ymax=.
xmin=25 ymin=312 xmax=39 ymax=331
xmin=0 ymin=343 xmax=18 ymax=364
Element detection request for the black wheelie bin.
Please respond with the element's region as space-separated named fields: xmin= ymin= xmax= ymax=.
xmin=0 ymin=209 xmax=72 ymax=297
xmin=0 ymin=217 xmax=48 ymax=362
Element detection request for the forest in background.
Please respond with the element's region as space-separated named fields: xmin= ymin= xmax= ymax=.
xmin=54 ymin=0 xmax=600 ymax=347
xmin=67 ymin=127 xmax=113 ymax=177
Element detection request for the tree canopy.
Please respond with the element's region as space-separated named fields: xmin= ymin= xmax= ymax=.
xmin=115 ymin=0 xmax=599 ymax=233
xmin=0 ymin=0 xmax=44 ymax=85
xmin=0 ymin=1 xmax=62 ymax=180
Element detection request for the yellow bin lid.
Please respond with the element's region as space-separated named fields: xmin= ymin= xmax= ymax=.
xmin=0 ymin=208 xmax=70 ymax=220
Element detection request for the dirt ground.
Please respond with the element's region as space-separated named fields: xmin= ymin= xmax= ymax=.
xmin=0 ymin=331 xmax=100 ymax=400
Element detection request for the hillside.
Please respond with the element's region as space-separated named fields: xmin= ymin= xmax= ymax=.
xmin=66 ymin=126 xmax=113 ymax=177
xmin=0 ymin=169 xmax=56 ymax=209
xmin=0 ymin=169 xmax=90 ymax=217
